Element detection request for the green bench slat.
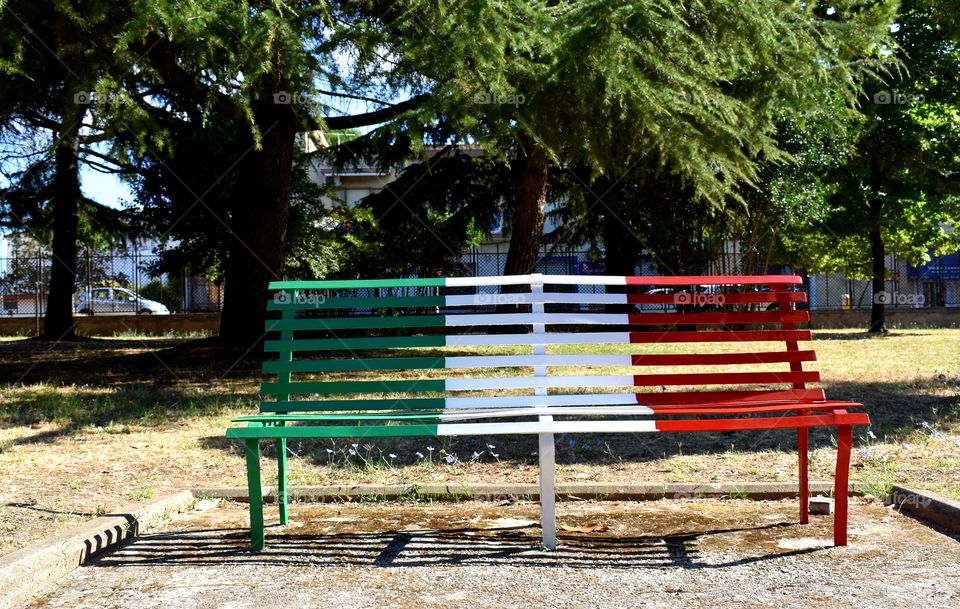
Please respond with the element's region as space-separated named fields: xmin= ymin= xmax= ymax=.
xmin=270 ymin=278 xmax=445 ymax=289
xmin=262 ymin=357 xmax=447 ymax=374
xmin=266 ymin=315 xmax=445 ymax=331
xmin=234 ymin=412 xmax=446 ymax=422
xmin=267 ymin=295 xmax=444 ymax=310
xmin=261 ymin=379 xmax=446 ymax=395
xmin=226 ymin=423 xmax=441 ymax=439
xmin=261 ymin=398 xmax=445 ymax=412
xmin=264 ymin=335 xmax=446 ymax=352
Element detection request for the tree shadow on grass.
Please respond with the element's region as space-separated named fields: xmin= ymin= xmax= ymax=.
xmin=0 ymin=337 xmax=261 ymax=386
xmin=0 ymin=337 xmax=262 ymax=446
xmin=3 ymin=337 xmax=956 ymax=464
xmin=206 ymin=377 xmax=959 ymax=472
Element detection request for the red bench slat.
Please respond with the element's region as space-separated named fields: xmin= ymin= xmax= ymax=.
xmin=630 ymin=351 xmax=816 ymax=366
xmin=635 ymin=388 xmax=827 ymax=405
xmin=624 ymin=275 xmax=802 ymax=286
xmin=632 ymin=371 xmax=819 ymax=387
xmin=629 ymin=330 xmax=811 ymax=343
xmin=655 ymin=411 xmax=869 ymax=432
xmin=627 ymin=311 xmax=809 ymax=325
xmin=627 ymin=292 xmax=807 ymax=305
xmin=648 ymin=401 xmax=859 ymax=415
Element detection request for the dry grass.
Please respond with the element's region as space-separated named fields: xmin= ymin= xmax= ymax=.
xmin=0 ymin=329 xmax=958 ymax=557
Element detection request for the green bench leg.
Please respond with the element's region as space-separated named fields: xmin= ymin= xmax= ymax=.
xmin=277 ymin=437 xmax=289 ymax=525
xmin=245 ymin=439 xmax=265 ymax=552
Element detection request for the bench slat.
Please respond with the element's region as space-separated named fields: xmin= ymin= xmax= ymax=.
xmin=227 ymin=410 xmax=865 ymax=440
xmin=269 ymin=274 xmax=803 ymax=291
xmin=627 ymin=311 xmax=809 ymax=324
xmin=266 ymin=290 xmax=808 ymax=311
xmin=259 ymin=389 xmax=831 ymax=413
xmin=638 ymin=388 xmax=826 ymax=404
xmin=627 ymin=292 xmax=806 ymax=305
xmin=267 ymin=295 xmax=444 ymax=310
xmin=263 ymin=357 xmax=446 ymax=374
xmin=238 ymin=400 xmax=857 ymax=425
xmin=264 ymin=335 xmax=444 ymax=352
xmin=261 ymin=350 xmax=818 ymax=374
xmin=264 ymin=330 xmax=812 ymax=352
xmin=265 ymin=310 xmax=809 ymax=332
xmin=261 ymin=370 xmax=819 ymax=396
xmin=628 ymin=330 xmax=811 ymax=343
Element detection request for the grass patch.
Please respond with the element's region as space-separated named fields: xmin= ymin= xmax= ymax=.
xmin=0 ymin=328 xmax=957 ymax=557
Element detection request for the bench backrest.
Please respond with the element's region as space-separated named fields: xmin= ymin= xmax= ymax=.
xmin=260 ymin=274 xmax=822 ymax=415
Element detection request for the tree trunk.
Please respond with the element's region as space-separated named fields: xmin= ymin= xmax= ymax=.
xmin=503 ymin=145 xmax=549 ymax=276
xmin=602 ymin=199 xmax=640 ymax=314
xmin=868 ymin=155 xmax=887 ymax=334
xmin=41 ymin=102 xmax=85 ymax=340
xmin=218 ymin=98 xmax=297 ymax=346
xmin=868 ymin=204 xmax=887 ymax=333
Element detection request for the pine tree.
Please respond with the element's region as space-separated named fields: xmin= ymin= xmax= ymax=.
xmin=116 ymin=1 xmax=429 ymax=345
xmin=0 ymin=0 xmax=131 ymax=339
xmin=395 ymin=0 xmax=897 ymax=275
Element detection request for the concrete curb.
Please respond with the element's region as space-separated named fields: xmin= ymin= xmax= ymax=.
xmin=0 ymin=491 xmax=195 ymax=609
xmin=192 ymin=481 xmax=868 ymax=503
xmin=890 ymin=485 xmax=960 ymax=536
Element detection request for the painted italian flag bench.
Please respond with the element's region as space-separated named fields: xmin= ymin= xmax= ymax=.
xmin=226 ymin=274 xmax=868 ymax=551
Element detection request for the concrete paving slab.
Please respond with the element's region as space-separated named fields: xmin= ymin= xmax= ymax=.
xmin=0 ymin=491 xmax=194 ymax=609
xmin=26 ymin=497 xmax=960 ymax=609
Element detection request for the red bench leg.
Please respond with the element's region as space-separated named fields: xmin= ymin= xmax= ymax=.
xmin=834 ymin=425 xmax=853 ymax=546
xmin=798 ymin=427 xmax=809 ymax=524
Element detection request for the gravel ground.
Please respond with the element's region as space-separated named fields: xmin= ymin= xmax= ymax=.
xmin=27 ymin=497 xmax=960 ymax=609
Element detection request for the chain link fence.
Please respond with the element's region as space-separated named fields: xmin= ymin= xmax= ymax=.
xmin=0 ymin=249 xmax=223 ymax=317
xmin=457 ymin=246 xmax=960 ymax=310
xmin=2 ymin=245 xmax=957 ymax=317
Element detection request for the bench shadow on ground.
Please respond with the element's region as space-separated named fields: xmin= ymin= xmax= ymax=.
xmin=89 ymin=521 xmax=818 ymax=570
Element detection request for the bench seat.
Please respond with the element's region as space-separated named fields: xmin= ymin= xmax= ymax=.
xmin=227 ymin=273 xmax=868 ymax=551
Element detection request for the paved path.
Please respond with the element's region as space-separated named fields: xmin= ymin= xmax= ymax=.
xmin=28 ymin=498 xmax=960 ymax=609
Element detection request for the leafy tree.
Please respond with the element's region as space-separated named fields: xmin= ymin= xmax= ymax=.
xmin=789 ymin=0 xmax=960 ymax=332
xmin=0 ymin=0 xmax=131 ymax=339
xmin=412 ymin=0 xmax=897 ymax=276
xmin=139 ymin=277 xmax=182 ymax=313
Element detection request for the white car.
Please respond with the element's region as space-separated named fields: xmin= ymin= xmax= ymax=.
xmin=635 ymin=287 xmax=678 ymax=313
xmin=75 ymin=287 xmax=170 ymax=315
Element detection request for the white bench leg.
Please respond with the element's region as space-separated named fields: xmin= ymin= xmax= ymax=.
xmin=539 ymin=424 xmax=557 ymax=550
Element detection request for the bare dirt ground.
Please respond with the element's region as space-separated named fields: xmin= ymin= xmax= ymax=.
xmin=27 ymin=497 xmax=960 ymax=609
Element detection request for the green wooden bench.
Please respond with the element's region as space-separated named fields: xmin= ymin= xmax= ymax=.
xmin=226 ymin=274 xmax=868 ymax=551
